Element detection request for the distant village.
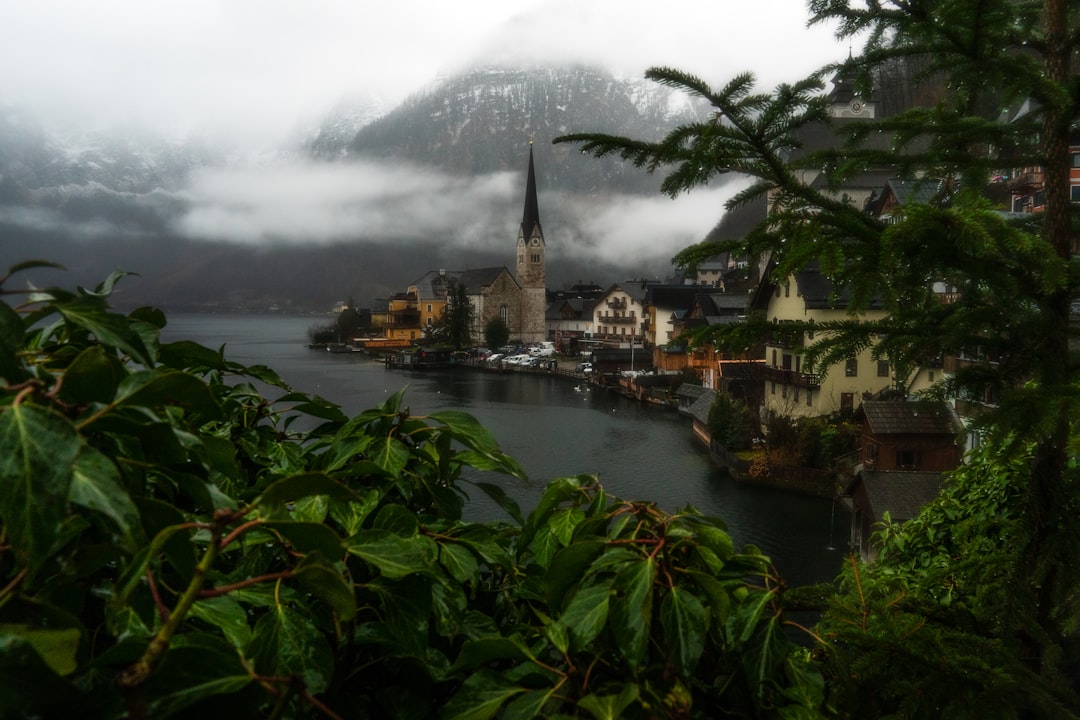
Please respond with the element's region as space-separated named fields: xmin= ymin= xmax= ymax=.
xmin=316 ymin=69 xmax=1080 ymax=561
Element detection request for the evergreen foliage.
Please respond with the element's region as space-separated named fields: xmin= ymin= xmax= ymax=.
xmin=706 ymin=391 xmax=755 ymax=450
xmin=430 ymin=280 xmax=475 ymax=350
xmin=557 ymin=0 xmax=1080 ymax=713
xmin=483 ymin=316 xmax=510 ymax=352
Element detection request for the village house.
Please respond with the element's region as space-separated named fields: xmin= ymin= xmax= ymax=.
xmin=843 ymin=399 xmax=962 ymax=560
xmin=592 ymin=282 xmax=649 ymax=346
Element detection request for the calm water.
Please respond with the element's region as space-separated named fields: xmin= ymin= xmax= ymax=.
xmin=160 ymin=313 xmax=849 ymax=587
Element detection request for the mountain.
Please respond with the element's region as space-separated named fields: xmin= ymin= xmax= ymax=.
xmin=335 ymin=65 xmax=708 ymax=195
xmin=0 ymin=65 xmax=713 ymax=312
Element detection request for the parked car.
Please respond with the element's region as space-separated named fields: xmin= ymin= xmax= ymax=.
xmin=576 ymin=362 xmax=593 ymax=374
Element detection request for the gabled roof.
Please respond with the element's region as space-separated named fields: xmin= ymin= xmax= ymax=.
xmin=792 ymin=261 xmax=885 ymax=311
xmin=859 ymin=400 xmax=960 ymax=436
xmin=853 ymin=470 xmax=944 ymax=522
xmin=599 ymin=282 xmax=649 ymax=305
xmin=686 ymin=387 xmax=717 ymax=425
xmin=459 ymin=266 xmax=515 ymax=291
xmin=409 ymin=267 xmax=516 ymax=300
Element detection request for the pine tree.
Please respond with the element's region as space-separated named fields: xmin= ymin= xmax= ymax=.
xmin=430 ymin=279 xmax=475 ymax=350
xmin=557 ymin=0 xmax=1079 ymax=709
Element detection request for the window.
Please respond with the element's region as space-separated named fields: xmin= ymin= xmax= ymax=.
xmin=782 ymin=354 xmax=792 ymax=370
xmin=896 ymin=449 xmax=921 ymax=469
xmin=772 ymin=349 xmax=778 ymax=367
xmin=499 ymin=304 xmax=509 ymax=325
xmin=877 ymin=360 xmax=889 ymax=377
xmin=840 ymin=392 xmax=854 ymax=411
xmin=1072 ymin=184 xmax=1080 ymax=202
xmin=426 ymin=304 xmax=432 ymax=313
xmin=784 ymin=282 xmax=790 ymax=297
xmin=845 ymin=358 xmax=858 ymax=377
xmin=1072 ymin=152 xmax=1080 ymax=167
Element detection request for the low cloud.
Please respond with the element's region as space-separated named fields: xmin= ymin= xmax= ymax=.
xmin=175 ymin=159 xmax=520 ymax=245
xmin=173 ymin=158 xmax=746 ymax=273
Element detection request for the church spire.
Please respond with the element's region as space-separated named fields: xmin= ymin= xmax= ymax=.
xmin=520 ymin=141 xmax=542 ymax=241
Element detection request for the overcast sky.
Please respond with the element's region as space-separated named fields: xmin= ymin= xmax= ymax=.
xmin=0 ymin=1 xmax=850 ymax=274
xmin=0 ymin=0 xmax=846 ymax=144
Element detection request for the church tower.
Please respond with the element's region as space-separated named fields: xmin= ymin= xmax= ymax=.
xmin=515 ymin=142 xmax=547 ymax=344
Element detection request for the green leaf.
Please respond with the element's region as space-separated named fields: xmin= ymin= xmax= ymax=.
xmin=258 ymin=472 xmax=363 ymax=517
xmin=370 ymin=435 xmax=411 ymax=475
xmin=577 ymin=683 xmax=640 ymax=720
xmin=345 ymin=529 xmax=439 ymax=579
xmin=68 ymin=445 xmax=142 ymax=546
xmin=0 ymin=300 xmax=27 ymax=384
xmin=248 ymin=604 xmax=334 ymax=695
xmin=56 ymin=346 xmax=126 ymax=405
xmin=111 ymin=368 xmax=221 ymax=421
xmin=293 ymin=552 xmax=357 ymax=621
xmin=188 ymin=595 xmax=252 ymax=650
xmin=263 ymin=520 xmax=343 ymax=559
xmin=660 ymin=586 xmax=707 ymax=674
xmin=543 ymin=540 xmax=605 ymax=611
xmin=429 ymin=410 xmax=499 ymax=453
xmin=502 ymin=687 xmax=556 ymax=720
xmin=549 ymin=506 xmax=585 ymax=546
xmin=440 ymin=669 xmax=523 ymax=720
xmin=452 ymin=636 xmax=531 ymax=673
xmin=0 ymin=625 xmax=80 ymax=676
xmin=558 ymin=582 xmax=612 ymax=650
xmin=158 ymin=340 xmax=227 ymax=372
xmin=609 ymin=557 xmax=655 ymax=669
xmin=148 ymin=675 xmax=252 ymax=718
xmin=54 ymin=294 xmax=154 ymax=366
xmin=0 ymin=403 xmax=80 ymax=573
xmin=440 ymin=542 xmax=480 ymax=585
xmin=372 ymin=503 xmax=420 ymax=536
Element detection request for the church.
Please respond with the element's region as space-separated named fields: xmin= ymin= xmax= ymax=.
xmin=375 ymin=144 xmax=548 ymax=346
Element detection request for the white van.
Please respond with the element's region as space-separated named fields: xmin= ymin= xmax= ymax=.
xmin=529 ymin=341 xmax=556 ymax=357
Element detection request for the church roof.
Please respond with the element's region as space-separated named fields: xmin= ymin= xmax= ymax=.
xmin=459 ymin=266 xmax=516 ymax=291
xmin=520 ymin=143 xmax=543 ymax=241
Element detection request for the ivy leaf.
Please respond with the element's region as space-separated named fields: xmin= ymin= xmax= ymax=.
xmin=292 ymin=552 xmax=356 ymax=621
xmin=258 ymin=472 xmax=363 ymax=517
xmin=440 ymin=669 xmax=523 ymax=720
xmin=263 ymin=521 xmax=344 ymax=560
xmin=543 ymin=540 xmax=605 ymax=611
xmin=660 ymin=586 xmax=707 ymax=674
xmin=429 ymin=410 xmax=500 ymax=453
xmin=54 ymin=294 xmax=153 ymax=366
xmin=111 ymin=368 xmax=222 ymax=422
xmin=0 ymin=403 xmax=79 ymax=573
xmin=0 ymin=625 xmax=80 ymax=676
xmin=345 ymin=529 xmax=439 ymax=579
xmin=440 ymin=542 xmax=480 ymax=585
xmin=248 ymin=605 xmax=334 ymax=695
xmin=68 ymin=445 xmax=142 ymax=547
xmin=370 ymin=435 xmax=411 ymax=475
xmin=502 ymin=687 xmax=556 ymax=720
xmin=187 ymin=595 xmax=252 ymax=651
xmin=56 ymin=345 xmax=126 ymax=405
xmin=577 ymin=683 xmax=640 ymax=720
xmin=558 ymin=582 xmax=612 ymax=650
xmin=0 ymin=300 xmax=27 ymax=384
xmin=609 ymin=557 xmax=655 ymax=670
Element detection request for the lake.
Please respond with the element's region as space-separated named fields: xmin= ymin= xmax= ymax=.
xmin=160 ymin=313 xmax=850 ymax=587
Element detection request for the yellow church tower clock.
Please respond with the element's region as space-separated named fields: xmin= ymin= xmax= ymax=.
xmin=515 ymin=142 xmax=547 ymax=344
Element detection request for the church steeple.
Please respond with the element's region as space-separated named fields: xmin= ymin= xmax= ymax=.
xmin=515 ymin=141 xmax=546 ymax=344
xmin=520 ymin=142 xmax=543 ymax=242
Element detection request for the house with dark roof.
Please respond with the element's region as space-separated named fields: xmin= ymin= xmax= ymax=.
xmin=843 ymin=399 xmax=962 ymax=559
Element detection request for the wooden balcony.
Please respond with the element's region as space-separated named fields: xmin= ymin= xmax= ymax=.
xmin=606 ymin=298 xmax=627 ymax=309
xmin=755 ymin=365 xmax=821 ymax=389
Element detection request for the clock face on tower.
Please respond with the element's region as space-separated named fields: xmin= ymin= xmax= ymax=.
xmin=531 ymin=237 xmax=539 ymax=246
xmin=849 ymin=98 xmax=864 ymax=114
